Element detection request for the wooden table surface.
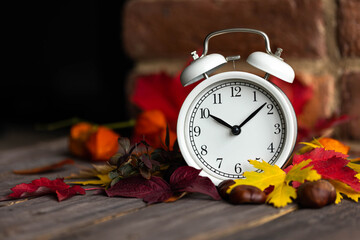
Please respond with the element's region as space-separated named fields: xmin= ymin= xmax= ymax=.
xmin=0 ymin=137 xmax=359 ymax=240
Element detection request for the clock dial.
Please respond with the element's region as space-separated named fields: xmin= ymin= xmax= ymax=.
xmin=186 ymin=79 xmax=286 ymax=179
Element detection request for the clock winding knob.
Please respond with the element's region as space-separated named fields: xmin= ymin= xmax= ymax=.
xmin=191 ymin=51 xmax=199 ymax=60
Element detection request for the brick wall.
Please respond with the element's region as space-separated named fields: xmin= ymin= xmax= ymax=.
xmin=122 ymin=0 xmax=360 ymax=141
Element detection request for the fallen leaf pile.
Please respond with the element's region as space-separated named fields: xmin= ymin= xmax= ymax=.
xmin=2 ymin=130 xmax=360 ymax=207
xmin=226 ymin=138 xmax=360 ymax=208
xmin=106 ymin=166 xmax=220 ymax=204
xmin=227 ymin=160 xmax=321 ymax=207
xmin=66 ymin=135 xmax=220 ymax=203
xmin=287 ymin=138 xmax=360 ymax=204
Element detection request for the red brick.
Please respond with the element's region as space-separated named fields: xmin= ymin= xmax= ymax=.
xmin=123 ymin=0 xmax=326 ymax=60
xmin=337 ymin=0 xmax=360 ymax=57
xmin=341 ymin=72 xmax=360 ymax=140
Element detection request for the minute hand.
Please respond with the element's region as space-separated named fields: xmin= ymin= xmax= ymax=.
xmin=238 ymin=102 xmax=267 ymax=128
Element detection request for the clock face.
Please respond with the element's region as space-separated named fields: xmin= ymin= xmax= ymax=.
xmin=178 ymin=72 xmax=297 ymax=184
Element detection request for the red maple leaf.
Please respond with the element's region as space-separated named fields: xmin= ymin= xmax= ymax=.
xmin=131 ymin=71 xmax=197 ymax=130
xmin=2 ymin=177 xmax=85 ymax=202
xmin=292 ymin=148 xmax=348 ymax=165
xmin=270 ymin=76 xmax=313 ymax=116
xmin=288 ymin=148 xmax=360 ymax=191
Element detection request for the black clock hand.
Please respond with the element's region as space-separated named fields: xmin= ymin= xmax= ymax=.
xmin=210 ymin=114 xmax=243 ymax=136
xmin=238 ymin=102 xmax=267 ymax=128
xmin=209 ymin=114 xmax=233 ymax=130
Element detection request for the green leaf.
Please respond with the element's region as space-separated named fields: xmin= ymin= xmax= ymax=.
xmin=108 ymin=170 xmax=119 ymax=180
xmin=118 ymin=163 xmax=137 ymax=178
xmin=110 ymin=176 xmax=122 ymax=187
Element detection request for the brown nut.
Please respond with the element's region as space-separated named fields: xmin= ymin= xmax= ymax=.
xmin=297 ymin=180 xmax=336 ymax=208
xmin=229 ymin=185 xmax=266 ymax=204
xmin=217 ymin=180 xmax=235 ymax=201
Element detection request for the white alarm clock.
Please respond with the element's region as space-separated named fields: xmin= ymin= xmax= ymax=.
xmin=177 ymin=28 xmax=297 ymax=185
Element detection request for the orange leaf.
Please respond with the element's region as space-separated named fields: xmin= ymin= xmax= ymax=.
xmin=318 ymin=137 xmax=350 ymax=155
xmin=164 ymin=192 xmax=188 ymax=203
xmin=134 ymin=110 xmax=176 ymax=149
xmin=69 ymin=122 xmax=96 ymax=158
xmin=86 ymin=127 xmax=120 ymax=161
xmin=135 ymin=110 xmax=167 ymax=135
xmin=13 ymin=159 xmax=75 ymax=174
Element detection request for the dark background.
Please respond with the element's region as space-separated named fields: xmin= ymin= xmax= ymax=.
xmin=2 ymin=1 xmax=133 ymax=127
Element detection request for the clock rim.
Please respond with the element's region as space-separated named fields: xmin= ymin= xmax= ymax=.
xmin=177 ymin=71 xmax=297 ymax=186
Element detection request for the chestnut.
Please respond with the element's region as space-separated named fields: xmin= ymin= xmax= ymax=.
xmin=217 ymin=180 xmax=235 ymax=201
xmin=229 ymin=185 xmax=266 ymax=204
xmin=297 ymin=180 xmax=336 ymax=208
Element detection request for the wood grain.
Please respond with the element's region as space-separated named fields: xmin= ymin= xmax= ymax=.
xmin=0 ymin=137 xmax=359 ymax=240
xmin=222 ymin=200 xmax=360 ymax=240
xmin=49 ymin=197 xmax=296 ymax=240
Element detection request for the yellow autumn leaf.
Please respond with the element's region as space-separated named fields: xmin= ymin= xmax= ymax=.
xmin=65 ymin=163 xmax=116 ymax=188
xmin=347 ymin=162 xmax=360 ymax=181
xmin=285 ymin=160 xmax=321 ymax=184
xmin=66 ymin=164 xmax=116 ymax=179
xmin=92 ymin=164 xmax=117 ymax=174
xmin=227 ymin=160 xmax=285 ymax=193
xmin=68 ymin=173 xmax=112 ymax=187
xmin=267 ymin=183 xmax=296 ymax=208
xmin=348 ymin=162 xmax=360 ymax=173
xmin=297 ymin=138 xmax=323 ymax=154
xmin=271 ymin=160 xmax=321 ymax=208
xmin=328 ymin=179 xmax=360 ymax=204
xmin=227 ymin=159 xmax=321 ymax=208
xmin=298 ymin=137 xmax=350 ymax=155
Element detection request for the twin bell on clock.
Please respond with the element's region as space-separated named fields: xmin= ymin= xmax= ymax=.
xmin=177 ymin=28 xmax=297 ymax=185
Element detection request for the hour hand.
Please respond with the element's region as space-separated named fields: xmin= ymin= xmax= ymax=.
xmin=209 ymin=114 xmax=233 ymax=130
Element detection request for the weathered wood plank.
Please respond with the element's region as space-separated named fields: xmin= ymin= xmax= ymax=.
xmin=0 ymin=138 xmax=70 ymax=172
xmin=221 ymin=200 xmax=360 ymax=240
xmin=1 ymin=137 xmax=359 ymax=240
xmin=48 ymin=195 xmax=296 ymax=240
xmin=0 ymin=194 xmax=146 ymax=240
